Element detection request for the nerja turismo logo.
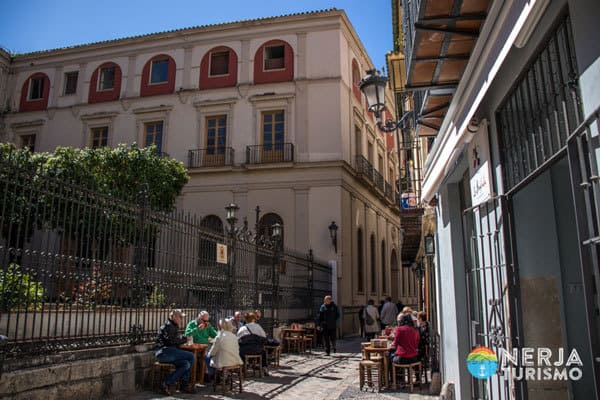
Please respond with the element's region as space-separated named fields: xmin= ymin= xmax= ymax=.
xmin=466 ymin=346 xmax=584 ymax=381
xmin=467 ymin=347 xmax=498 ymax=379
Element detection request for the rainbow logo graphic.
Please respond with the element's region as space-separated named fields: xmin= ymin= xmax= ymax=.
xmin=467 ymin=347 xmax=498 ymax=379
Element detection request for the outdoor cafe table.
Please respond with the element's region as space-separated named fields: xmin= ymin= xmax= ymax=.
xmin=363 ymin=345 xmax=394 ymax=389
xmin=281 ymin=328 xmax=305 ymax=352
xmin=180 ymin=343 xmax=208 ymax=386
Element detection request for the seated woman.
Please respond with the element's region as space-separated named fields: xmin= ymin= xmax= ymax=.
xmin=208 ymin=318 xmax=243 ymax=381
xmin=390 ymin=313 xmax=420 ymax=365
xmin=237 ymin=312 xmax=269 ymax=375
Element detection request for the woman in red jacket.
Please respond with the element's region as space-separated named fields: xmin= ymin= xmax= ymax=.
xmin=391 ymin=313 xmax=420 ymax=364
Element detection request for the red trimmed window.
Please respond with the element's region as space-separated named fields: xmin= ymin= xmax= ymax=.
xmin=19 ymin=73 xmax=50 ymax=112
xmin=254 ymin=40 xmax=294 ymax=84
xmin=140 ymin=55 xmax=176 ymax=97
xmin=88 ymin=62 xmax=122 ymax=103
xmin=352 ymin=59 xmax=362 ymax=102
xmin=199 ymin=46 xmax=238 ymax=90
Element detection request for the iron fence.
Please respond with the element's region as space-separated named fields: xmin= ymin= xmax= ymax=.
xmin=0 ymin=150 xmax=330 ymax=362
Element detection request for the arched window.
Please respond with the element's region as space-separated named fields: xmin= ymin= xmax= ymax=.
xmin=352 ymin=58 xmax=362 ymax=102
xmin=357 ymin=228 xmax=364 ymax=292
xmin=381 ymin=240 xmax=386 ymax=294
xmin=200 ymin=215 xmax=224 ymax=234
xmin=254 ymin=39 xmax=294 ymax=84
xmin=19 ymin=72 xmax=50 ymax=112
xmin=259 ymin=213 xmax=284 ymax=250
xmin=370 ymin=234 xmax=376 ymax=293
xmin=88 ymin=62 xmax=122 ymax=103
xmin=199 ymin=215 xmax=224 ymax=263
xmin=199 ymin=46 xmax=238 ymax=90
xmin=140 ymin=54 xmax=176 ymax=97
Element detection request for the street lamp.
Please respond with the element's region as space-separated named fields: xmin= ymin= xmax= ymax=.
xmin=359 ymin=69 xmax=413 ymax=133
xmin=271 ymin=222 xmax=283 ymax=327
xmin=225 ymin=203 xmax=239 ymax=234
xmin=328 ymin=221 xmax=338 ymax=253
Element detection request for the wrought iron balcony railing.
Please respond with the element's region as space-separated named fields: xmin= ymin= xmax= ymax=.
xmin=373 ymin=169 xmax=385 ymax=193
xmin=246 ymin=143 xmax=294 ymax=164
xmin=188 ymin=147 xmax=235 ymax=168
xmin=355 ymin=155 xmax=374 ymax=184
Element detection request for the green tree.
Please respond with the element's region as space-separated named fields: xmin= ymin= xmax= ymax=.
xmin=0 ymin=143 xmax=189 ymax=246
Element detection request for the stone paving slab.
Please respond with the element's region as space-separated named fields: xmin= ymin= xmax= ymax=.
xmin=117 ymin=337 xmax=439 ymax=400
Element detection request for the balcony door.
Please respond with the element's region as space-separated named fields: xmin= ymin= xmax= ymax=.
xmin=261 ymin=110 xmax=284 ymax=163
xmin=205 ymin=115 xmax=227 ymax=166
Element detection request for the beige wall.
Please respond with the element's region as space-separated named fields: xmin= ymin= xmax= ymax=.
xmin=0 ymin=10 xmax=402 ymax=336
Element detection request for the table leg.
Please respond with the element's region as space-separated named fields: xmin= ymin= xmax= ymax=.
xmin=383 ymin=356 xmax=389 ymax=389
xmin=189 ymin=351 xmax=198 ymax=386
xmin=199 ymin=351 xmax=206 ymax=384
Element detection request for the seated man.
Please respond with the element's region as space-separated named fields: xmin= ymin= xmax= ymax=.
xmin=185 ymin=310 xmax=218 ymax=381
xmin=185 ymin=310 xmax=217 ymax=345
xmin=155 ymin=309 xmax=195 ymax=395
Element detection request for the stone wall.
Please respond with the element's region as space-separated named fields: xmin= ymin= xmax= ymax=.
xmin=0 ymin=346 xmax=155 ymax=400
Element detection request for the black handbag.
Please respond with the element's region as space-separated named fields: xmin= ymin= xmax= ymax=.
xmin=238 ymin=325 xmax=266 ymax=355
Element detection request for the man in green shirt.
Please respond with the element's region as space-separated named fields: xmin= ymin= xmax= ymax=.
xmin=185 ymin=310 xmax=217 ymax=345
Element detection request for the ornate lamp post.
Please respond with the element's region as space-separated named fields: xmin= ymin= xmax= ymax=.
xmin=224 ymin=203 xmax=239 ymax=311
xmin=271 ymin=222 xmax=283 ymax=327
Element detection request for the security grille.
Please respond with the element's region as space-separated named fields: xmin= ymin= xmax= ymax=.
xmin=497 ymin=16 xmax=582 ymax=192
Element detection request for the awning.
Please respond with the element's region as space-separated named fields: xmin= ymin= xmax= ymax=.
xmin=404 ymin=0 xmax=491 ymax=135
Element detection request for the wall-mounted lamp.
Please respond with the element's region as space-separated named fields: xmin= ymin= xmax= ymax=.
xmin=424 ymin=233 xmax=435 ymax=256
xmin=359 ymin=69 xmax=413 ymax=133
xmin=328 ymin=221 xmax=338 ymax=253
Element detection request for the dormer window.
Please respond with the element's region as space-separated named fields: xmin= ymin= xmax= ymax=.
xmin=210 ymin=51 xmax=229 ymax=76
xmin=98 ymin=66 xmax=115 ymax=91
xmin=150 ymin=59 xmax=169 ymax=84
xmin=29 ymin=77 xmax=44 ymax=100
xmin=264 ymin=45 xmax=285 ymax=70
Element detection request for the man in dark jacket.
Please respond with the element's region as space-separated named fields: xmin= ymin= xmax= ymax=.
xmin=317 ymin=295 xmax=340 ymax=356
xmin=155 ymin=309 xmax=195 ymax=395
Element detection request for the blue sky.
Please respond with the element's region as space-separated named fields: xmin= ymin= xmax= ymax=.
xmin=0 ymin=0 xmax=394 ymax=71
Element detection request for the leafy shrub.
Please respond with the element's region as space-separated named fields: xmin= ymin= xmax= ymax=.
xmin=0 ymin=264 xmax=45 ymax=311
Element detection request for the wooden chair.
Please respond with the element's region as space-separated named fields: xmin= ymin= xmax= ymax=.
xmin=360 ymin=342 xmax=371 ymax=359
xmin=284 ymin=333 xmax=303 ymax=353
xmin=264 ymin=344 xmax=281 ymax=367
xmin=212 ymin=365 xmax=243 ymax=395
xmin=359 ymin=360 xmax=383 ymax=392
xmin=243 ymin=354 xmax=264 ymax=378
xmin=302 ymin=335 xmax=313 ymax=353
xmin=392 ymin=361 xmax=422 ymax=392
xmin=151 ymin=362 xmax=176 ymax=392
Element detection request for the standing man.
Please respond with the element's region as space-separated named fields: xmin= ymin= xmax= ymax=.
xmin=380 ymin=296 xmax=399 ymax=330
xmin=317 ymin=295 xmax=340 ymax=356
xmin=155 ymin=309 xmax=195 ymax=395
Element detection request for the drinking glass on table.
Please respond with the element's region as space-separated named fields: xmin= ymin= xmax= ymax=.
xmin=186 ymin=336 xmax=193 ymax=345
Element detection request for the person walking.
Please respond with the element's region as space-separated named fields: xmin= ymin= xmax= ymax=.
xmin=155 ymin=309 xmax=195 ymax=395
xmin=363 ymin=299 xmax=380 ymax=340
xmin=380 ymin=296 xmax=399 ymax=330
xmin=317 ymin=295 xmax=340 ymax=356
xmin=358 ymin=305 xmax=366 ymax=338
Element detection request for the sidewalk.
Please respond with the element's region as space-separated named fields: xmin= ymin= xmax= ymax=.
xmin=119 ymin=336 xmax=439 ymax=400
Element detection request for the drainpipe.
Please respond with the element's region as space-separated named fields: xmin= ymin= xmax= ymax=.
xmin=0 ymin=335 xmax=8 ymax=379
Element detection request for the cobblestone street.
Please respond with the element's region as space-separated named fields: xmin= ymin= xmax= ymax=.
xmin=122 ymin=337 xmax=438 ymax=400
